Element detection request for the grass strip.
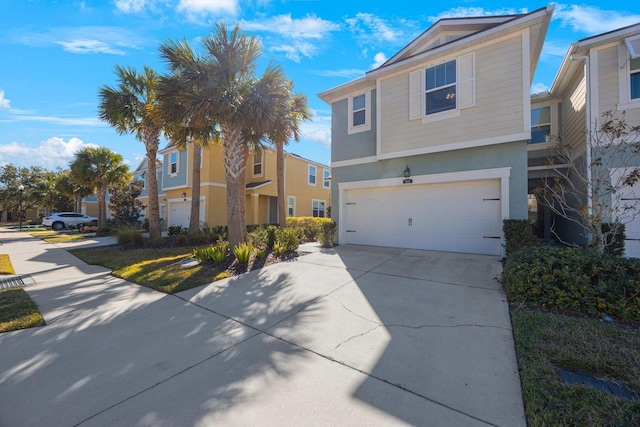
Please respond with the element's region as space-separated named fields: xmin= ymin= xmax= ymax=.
xmin=0 ymin=288 xmax=45 ymax=332
xmin=0 ymin=254 xmax=16 ymax=275
xmin=71 ymin=246 xmax=220 ymax=294
xmin=511 ymin=309 xmax=640 ymax=426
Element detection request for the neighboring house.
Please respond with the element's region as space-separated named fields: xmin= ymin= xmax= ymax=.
xmin=527 ymin=22 xmax=640 ymax=257
xmin=131 ymin=158 xmax=165 ymax=224
xmin=157 ymin=143 xmax=331 ymax=229
xmin=319 ymin=6 xmax=554 ymax=256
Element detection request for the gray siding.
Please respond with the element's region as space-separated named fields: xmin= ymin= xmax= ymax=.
xmin=331 ymin=141 xmax=528 ymax=234
xmin=331 ymin=90 xmax=377 ymax=163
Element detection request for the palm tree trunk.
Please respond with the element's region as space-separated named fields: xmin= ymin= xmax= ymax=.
xmin=277 ymin=141 xmax=286 ymax=227
xmin=223 ymin=125 xmax=248 ymax=248
xmin=97 ymin=185 xmax=107 ymax=228
xmin=188 ymin=144 xmax=202 ymax=236
xmin=143 ymin=126 xmax=162 ymax=241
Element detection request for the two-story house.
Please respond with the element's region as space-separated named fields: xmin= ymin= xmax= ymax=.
xmin=319 ymin=6 xmax=554 ymax=256
xmin=527 ymin=22 xmax=640 ymax=257
xmin=155 ymin=143 xmax=330 ymax=229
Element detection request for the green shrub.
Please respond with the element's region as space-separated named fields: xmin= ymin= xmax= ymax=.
xmin=274 ymin=227 xmax=300 ymax=254
xmin=266 ymin=225 xmax=278 ymax=249
xmin=233 ymin=242 xmax=253 ymax=264
xmin=193 ymin=246 xmax=214 ymax=262
xmin=503 ymin=219 xmax=537 ymax=256
xmin=317 ymin=221 xmax=336 ymax=246
xmin=211 ymin=240 xmax=229 ymax=263
xmin=502 ymin=246 xmax=640 ymax=321
xmin=286 ymin=217 xmax=332 ymax=241
xmin=247 ymin=227 xmax=268 ymax=251
xmin=176 ymin=234 xmax=188 ymax=246
xmin=117 ymin=226 xmax=143 ymax=246
xmin=168 ymin=225 xmax=187 ymax=236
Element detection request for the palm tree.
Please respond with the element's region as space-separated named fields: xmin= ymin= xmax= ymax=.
xmin=98 ymin=65 xmax=163 ymax=241
xmin=266 ymin=83 xmax=311 ymax=227
xmin=159 ymin=23 xmax=290 ymax=247
xmin=156 ymin=50 xmax=220 ymax=236
xmin=70 ymin=147 xmax=131 ymax=228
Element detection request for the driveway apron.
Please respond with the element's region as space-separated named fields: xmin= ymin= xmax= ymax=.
xmin=0 ymin=230 xmax=524 ymax=426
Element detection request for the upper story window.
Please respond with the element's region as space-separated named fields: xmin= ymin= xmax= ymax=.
xmin=410 ymin=53 xmax=475 ymax=123
xmin=323 ymin=169 xmax=330 ymax=188
xmin=139 ymin=172 xmax=146 ymax=189
xmin=530 ymin=106 xmax=551 ymax=144
xmin=425 ymin=60 xmax=457 ymax=115
xmin=253 ymin=151 xmax=263 ymax=176
xmin=169 ymin=152 xmax=179 ymax=175
xmin=631 ymin=57 xmax=640 ymax=100
xmin=348 ymin=91 xmax=371 ymax=134
xmin=308 ymin=165 xmax=316 ymax=185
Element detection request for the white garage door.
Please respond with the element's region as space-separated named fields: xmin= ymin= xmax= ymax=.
xmin=343 ymin=179 xmax=502 ymax=255
xmin=168 ymin=200 xmax=205 ymax=229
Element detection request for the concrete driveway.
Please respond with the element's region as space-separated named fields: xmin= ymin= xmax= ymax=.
xmin=0 ymin=230 xmax=524 ymax=426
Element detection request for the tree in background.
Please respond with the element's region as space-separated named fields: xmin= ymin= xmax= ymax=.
xmin=108 ymin=180 xmax=144 ymax=226
xmin=70 ymin=147 xmax=131 ymax=228
xmin=537 ymin=110 xmax=640 ymax=253
xmin=99 ymin=65 xmax=163 ymax=242
xmin=265 ymin=82 xmax=311 ymax=227
xmin=56 ymin=169 xmax=93 ymax=213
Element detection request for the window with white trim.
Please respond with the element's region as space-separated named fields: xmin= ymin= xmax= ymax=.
xmin=323 ymin=169 xmax=330 ymax=188
xmin=631 ymin=57 xmax=640 ymax=100
xmin=348 ymin=91 xmax=371 ymax=134
xmin=410 ymin=52 xmax=475 ymax=121
xmin=312 ymin=199 xmax=326 ymax=218
xmin=308 ymin=165 xmax=316 ymax=185
xmin=287 ymin=196 xmax=296 ymax=217
xmin=169 ymin=152 xmax=179 ymax=175
xmin=530 ymin=107 xmax=551 ymax=144
xmin=253 ymin=151 xmax=263 ymax=176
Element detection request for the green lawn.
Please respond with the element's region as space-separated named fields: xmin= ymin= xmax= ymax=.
xmin=0 ymin=288 xmax=45 ymax=332
xmin=70 ymin=246 xmax=225 ymax=294
xmin=0 ymin=254 xmax=15 ymax=275
xmin=512 ymin=309 xmax=640 ymax=426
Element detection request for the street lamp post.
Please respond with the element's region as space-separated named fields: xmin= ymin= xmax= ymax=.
xmin=18 ymin=184 xmax=24 ymax=230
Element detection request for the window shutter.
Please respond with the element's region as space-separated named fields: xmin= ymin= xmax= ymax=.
xmin=458 ymin=52 xmax=475 ymax=109
xmin=409 ymin=69 xmax=423 ymax=120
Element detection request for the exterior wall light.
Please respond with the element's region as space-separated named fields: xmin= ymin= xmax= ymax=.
xmin=181 ymin=192 xmax=187 ymax=201
xmin=404 ymin=166 xmax=410 ymax=178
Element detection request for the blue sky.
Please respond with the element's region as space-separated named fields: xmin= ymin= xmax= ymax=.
xmin=1 ymin=1 xmax=639 ymax=171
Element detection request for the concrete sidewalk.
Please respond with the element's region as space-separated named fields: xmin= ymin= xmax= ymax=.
xmin=0 ymin=228 xmax=525 ymax=426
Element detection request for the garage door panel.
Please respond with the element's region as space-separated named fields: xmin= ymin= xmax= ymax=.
xmin=344 ymin=179 xmax=502 ymax=255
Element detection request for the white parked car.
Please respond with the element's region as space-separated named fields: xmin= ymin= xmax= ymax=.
xmin=42 ymin=212 xmax=98 ymax=231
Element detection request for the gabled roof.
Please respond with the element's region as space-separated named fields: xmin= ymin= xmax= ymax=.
xmin=318 ymin=5 xmax=554 ymax=104
xmin=550 ymin=22 xmax=640 ymax=96
xmin=133 ymin=157 xmax=162 ymax=173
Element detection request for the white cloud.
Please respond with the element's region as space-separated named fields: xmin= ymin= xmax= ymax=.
xmin=270 ymin=41 xmax=316 ymax=62
xmin=8 ymin=26 xmax=141 ymax=55
xmin=346 ymin=13 xmax=401 ymax=43
xmin=541 ymin=40 xmax=569 ymax=58
xmin=428 ymin=7 xmax=528 ymax=22
xmin=302 ymin=129 xmax=331 ymax=148
xmin=56 ymin=39 xmax=126 ymax=55
xmin=5 ymin=112 xmax=103 ymax=127
xmin=115 ymin=0 xmax=148 ymax=13
xmin=554 ymin=4 xmax=640 ymax=34
xmin=177 ymin=0 xmax=238 ymax=18
xmin=371 ymin=52 xmax=387 ymax=69
xmin=312 ymin=69 xmax=366 ymax=79
xmin=0 ymin=90 xmax=10 ymax=110
xmin=0 ymin=137 xmax=98 ymax=168
xmin=530 ymin=83 xmax=549 ymax=94
xmin=241 ymin=14 xmax=339 ymax=39
xmin=241 ymin=14 xmax=339 ymax=62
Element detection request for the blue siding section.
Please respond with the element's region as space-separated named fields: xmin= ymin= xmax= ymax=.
xmin=162 ymin=149 xmax=187 ymax=188
xmin=331 ymin=89 xmax=377 ymax=163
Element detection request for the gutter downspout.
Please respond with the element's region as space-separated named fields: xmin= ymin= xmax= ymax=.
xmin=571 ymin=54 xmax=593 ymax=243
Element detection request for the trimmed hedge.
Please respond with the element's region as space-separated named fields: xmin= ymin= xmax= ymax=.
xmin=502 ymin=246 xmax=640 ymax=321
xmin=503 ymin=219 xmax=537 ymax=256
xmin=286 ymin=216 xmax=333 ymax=240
